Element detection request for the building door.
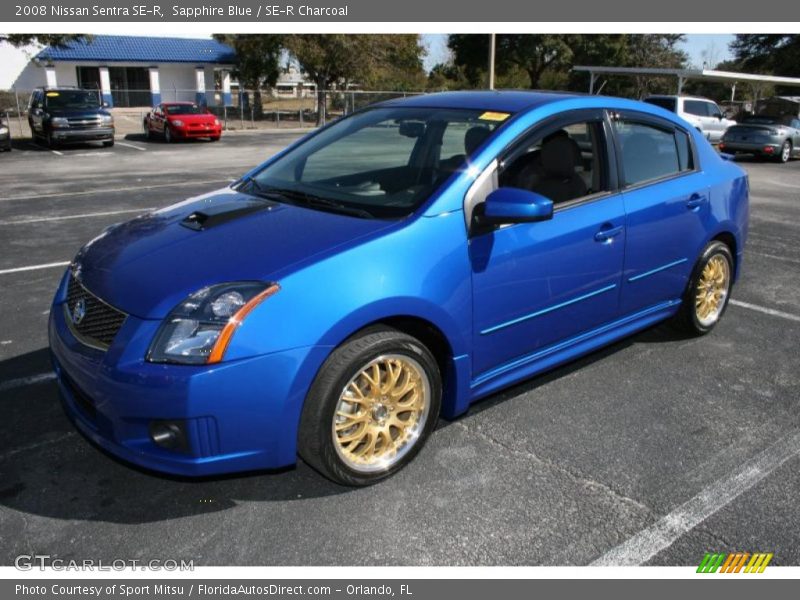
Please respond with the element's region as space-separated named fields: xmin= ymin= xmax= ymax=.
xmin=109 ymin=67 xmax=151 ymax=107
xmin=76 ymin=66 xmax=101 ymax=91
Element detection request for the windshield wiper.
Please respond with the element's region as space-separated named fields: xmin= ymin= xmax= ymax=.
xmin=256 ymin=186 xmax=375 ymax=219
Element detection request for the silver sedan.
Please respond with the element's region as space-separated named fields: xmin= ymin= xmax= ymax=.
xmin=720 ymin=114 xmax=800 ymax=163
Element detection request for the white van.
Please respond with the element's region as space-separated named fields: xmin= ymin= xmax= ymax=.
xmin=644 ymin=95 xmax=736 ymax=143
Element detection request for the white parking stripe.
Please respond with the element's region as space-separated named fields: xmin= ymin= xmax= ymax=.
xmin=0 ymin=207 xmax=153 ymax=226
xmin=50 ymin=149 xmax=63 ymax=156
xmin=591 ymin=429 xmax=800 ymax=566
xmin=730 ymin=299 xmax=800 ymax=323
xmin=0 ymin=261 xmax=69 ymax=276
xmin=116 ymin=141 xmax=146 ymax=151
xmin=0 ymin=178 xmax=230 ymax=202
xmin=0 ymin=372 xmax=56 ymax=393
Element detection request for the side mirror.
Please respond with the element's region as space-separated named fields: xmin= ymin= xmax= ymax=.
xmin=399 ymin=121 xmax=425 ymax=138
xmin=482 ymin=187 xmax=554 ymax=225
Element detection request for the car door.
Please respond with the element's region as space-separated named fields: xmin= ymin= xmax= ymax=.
xmin=612 ymin=112 xmax=711 ymax=316
xmin=682 ymin=99 xmax=712 ymax=140
xmin=704 ymin=101 xmax=727 ymax=143
xmin=791 ymin=118 xmax=800 ymax=150
xmin=29 ymin=91 xmax=44 ymax=134
xmin=152 ymin=105 xmax=165 ymax=134
xmin=469 ymin=110 xmax=626 ymax=377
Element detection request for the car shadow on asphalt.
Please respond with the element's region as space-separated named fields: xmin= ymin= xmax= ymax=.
xmin=0 ymin=322 xmax=689 ymax=525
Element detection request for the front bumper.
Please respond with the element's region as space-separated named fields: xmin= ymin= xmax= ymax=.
xmin=171 ymin=124 xmax=222 ymax=139
xmin=50 ymin=127 xmax=115 ymax=143
xmin=48 ymin=273 xmax=327 ymax=477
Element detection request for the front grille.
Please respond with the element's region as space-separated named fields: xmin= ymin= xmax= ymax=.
xmin=66 ymin=117 xmax=103 ymax=130
xmin=65 ymin=273 xmax=127 ymax=350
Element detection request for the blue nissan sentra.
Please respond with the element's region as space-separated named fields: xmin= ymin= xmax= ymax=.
xmin=49 ymin=91 xmax=749 ymax=485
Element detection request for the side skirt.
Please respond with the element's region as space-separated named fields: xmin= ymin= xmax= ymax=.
xmin=469 ymin=299 xmax=682 ymax=403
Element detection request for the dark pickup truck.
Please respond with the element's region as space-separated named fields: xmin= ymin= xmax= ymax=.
xmin=28 ymin=87 xmax=114 ymax=148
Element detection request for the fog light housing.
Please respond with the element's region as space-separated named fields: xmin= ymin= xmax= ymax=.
xmin=149 ymin=420 xmax=189 ymax=453
xmin=763 ymin=146 xmax=775 ymax=154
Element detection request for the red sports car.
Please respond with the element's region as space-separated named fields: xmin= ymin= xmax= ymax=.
xmin=144 ymin=102 xmax=222 ymax=142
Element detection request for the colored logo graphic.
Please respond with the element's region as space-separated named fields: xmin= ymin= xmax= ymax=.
xmin=697 ymin=552 xmax=773 ymax=573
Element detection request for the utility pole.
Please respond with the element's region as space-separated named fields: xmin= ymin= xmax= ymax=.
xmin=488 ymin=33 xmax=496 ymax=90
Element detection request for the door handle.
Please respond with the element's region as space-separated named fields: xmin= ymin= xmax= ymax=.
xmin=594 ymin=224 xmax=623 ymax=243
xmin=686 ymin=193 xmax=708 ymax=210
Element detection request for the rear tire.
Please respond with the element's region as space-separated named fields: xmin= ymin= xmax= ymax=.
xmin=672 ymin=241 xmax=734 ymax=336
xmin=298 ymin=327 xmax=442 ymax=486
xmin=777 ymin=140 xmax=792 ymax=163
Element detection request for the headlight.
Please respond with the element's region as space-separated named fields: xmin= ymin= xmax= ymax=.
xmin=50 ymin=117 xmax=69 ymax=128
xmin=0 ymin=126 xmax=8 ymax=135
xmin=213 ymin=118 xmax=221 ymax=126
xmin=147 ymin=282 xmax=280 ymax=365
xmin=101 ymin=114 xmax=114 ymax=125
xmin=171 ymin=120 xmax=184 ymax=127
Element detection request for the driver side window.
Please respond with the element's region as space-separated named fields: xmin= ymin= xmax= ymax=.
xmin=498 ymin=120 xmax=609 ymax=206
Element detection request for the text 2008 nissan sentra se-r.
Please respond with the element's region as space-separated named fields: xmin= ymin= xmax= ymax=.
xmin=49 ymin=91 xmax=749 ymax=486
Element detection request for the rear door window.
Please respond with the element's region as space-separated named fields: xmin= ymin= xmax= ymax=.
xmin=614 ymin=120 xmax=693 ymax=186
xmin=684 ymin=100 xmax=710 ymax=117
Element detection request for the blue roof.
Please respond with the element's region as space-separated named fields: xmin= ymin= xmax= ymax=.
xmin=379 ymin=90 xmax=581 ymax=112
xmin=36 ymin=35 xmax=235 ymax=64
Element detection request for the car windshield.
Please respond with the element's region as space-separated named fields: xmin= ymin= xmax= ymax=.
xmin=644 ymin=97 xmax=677 ymax=112
xmin=165 ymin=104 xmax=206 ymax=115
xmin=44 ymin=90 xmax=101 ymax=110
xmin=241 ymin=106 xmax=510 ymax=219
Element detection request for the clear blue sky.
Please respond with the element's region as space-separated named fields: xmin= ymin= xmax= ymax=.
xmin=421 ymin=34 xmax=735 ymax=72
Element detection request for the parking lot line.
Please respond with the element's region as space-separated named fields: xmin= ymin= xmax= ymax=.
xmin=50 ymin=149 xmax=63 ymax=156
xmin=591 ymin=429 xmax=800 ymax=566
xmin=0 ymin=178 xmax=230 ymax=202
xmin=0 ymin=207 xmax=154 ymax=226
xmin=0 ymin=261 xmax=69 ymax=276
xmin=116 ymin=141 xmax=147 ymax=151
xmin=0 ymin=372 xmax=56 ymax=393
xmin=730 ymin=299 xmax=800 ymax=323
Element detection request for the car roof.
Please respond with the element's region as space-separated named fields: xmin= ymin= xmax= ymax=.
xmin=377 ymin=90 xmax=582 ymax=113
xmin=161 ymin=102 xmax=196 ymax=106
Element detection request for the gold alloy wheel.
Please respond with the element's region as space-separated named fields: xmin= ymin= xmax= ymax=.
xmin=695 ymin=254 xmax=730 ymax=326
xmin=332 ymin=354 xmax=431 ymax=473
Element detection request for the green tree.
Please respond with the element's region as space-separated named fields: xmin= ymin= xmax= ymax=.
xmin=0 ymin=34 xmax=89 ymax=48
xmin=730 ymin=35 xmax=800 ymax=94
xmin=284 ymin=34 xmax=425 ymax=123
xmin=448 ymin=34 xmax=577 ymax=89
xmin=213 ymin=34 xmax=282 ymax=117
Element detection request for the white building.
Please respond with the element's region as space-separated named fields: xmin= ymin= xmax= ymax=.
xmin=3 ymin=35 xmax=236 ymax=108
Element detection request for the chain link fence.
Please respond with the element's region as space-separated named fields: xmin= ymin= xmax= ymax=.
xmin=0 ymin=88 xmax=426 ymax=140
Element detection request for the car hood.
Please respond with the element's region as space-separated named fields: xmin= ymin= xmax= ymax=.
xmin=73 ymin=188 xmax=395 ymax=319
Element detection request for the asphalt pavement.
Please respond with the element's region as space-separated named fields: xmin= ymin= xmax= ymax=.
xmin=0 ymin=132 xmax=798 ymax=566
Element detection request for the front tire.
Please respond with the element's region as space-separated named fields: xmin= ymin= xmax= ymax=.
xmin=164 ymin=126 xmax=174 ymax=143
xmin=298 ymin=327 xmax=442 ymax=486
xmin=102 ymin=139 xmax=114 ymax=148
xmin=673 ymin=241 xmax=734 ymax=335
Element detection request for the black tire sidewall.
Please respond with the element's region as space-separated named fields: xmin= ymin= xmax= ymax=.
xmin=299 ymin=328 xmax=442 ymax=486
xmin=681 ymin=241 xmax=734 ymax=335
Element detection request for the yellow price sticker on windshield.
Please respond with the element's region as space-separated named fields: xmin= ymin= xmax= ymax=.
xmin=479 ymin=111 xmax=510 ymax=122
xmin=46 ymin=92 xmax=60 ymax=97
